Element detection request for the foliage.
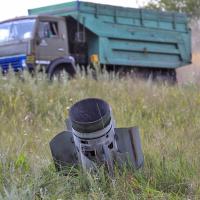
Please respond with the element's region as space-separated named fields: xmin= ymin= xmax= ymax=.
xmin=146 ymin=0 xmax=200 ymax=18
xmin=14 ymin=153 xmax=30 ymax=172
xmin=0 ymin=71 xmax=200 ymax=199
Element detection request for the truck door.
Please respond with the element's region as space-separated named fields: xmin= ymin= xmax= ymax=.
xmin=35 ymin=19 xmax=68 ymax=64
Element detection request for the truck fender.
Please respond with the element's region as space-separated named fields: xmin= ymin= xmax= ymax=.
xmin=47 ymin=56 xmax=76 ymax=80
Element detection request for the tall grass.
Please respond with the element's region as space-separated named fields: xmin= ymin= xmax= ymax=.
xmin=0 ymin=71 xmax=200 ymax=199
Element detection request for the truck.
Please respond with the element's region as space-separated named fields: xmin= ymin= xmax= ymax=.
xmin=0 ymin=1 xmax=192 ymax=81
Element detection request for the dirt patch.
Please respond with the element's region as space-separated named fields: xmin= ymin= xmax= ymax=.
xmin=176 ymin=22 xmax=200 ymax=84
xmin=177 ymin=52 xmax=200 ymax=84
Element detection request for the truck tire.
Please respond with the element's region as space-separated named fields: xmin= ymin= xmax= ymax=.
xmin=47 ymin=58 xmax=76 ymax=81
xmin=152 ymin=68 xmax=177 ymax=84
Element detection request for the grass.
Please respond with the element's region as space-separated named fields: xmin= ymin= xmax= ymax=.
xmin=0 ymin=71 xmax=200 ymax=199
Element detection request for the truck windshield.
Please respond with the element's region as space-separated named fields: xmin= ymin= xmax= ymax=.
xmin=0 ymin=19 xmax=36 ymax=43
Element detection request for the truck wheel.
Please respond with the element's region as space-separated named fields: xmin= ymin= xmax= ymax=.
xmin=48 ymin=63 xmax=76 ymax=81
xmin=152 ymin=69 xmax=177 ymax=84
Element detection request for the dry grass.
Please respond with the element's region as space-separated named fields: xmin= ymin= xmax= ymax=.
xmin=0 ymin=72 xmax=200 ymax=199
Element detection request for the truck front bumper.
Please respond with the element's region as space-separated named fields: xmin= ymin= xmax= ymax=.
xmin=0 ymin=54 xmax=27 ymax=72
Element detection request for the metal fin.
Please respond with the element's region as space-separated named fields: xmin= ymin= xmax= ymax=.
xmin=115 ymin=127 xmax=144 ymax=169
xmin=49 ymin=131 xmax=78 ymax=171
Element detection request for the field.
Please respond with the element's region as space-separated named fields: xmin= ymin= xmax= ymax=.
xmin=0 ymin=69 xmax=200 ymax=200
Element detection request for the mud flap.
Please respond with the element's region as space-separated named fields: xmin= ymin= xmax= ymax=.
xmin=115 ymin=127 xmax=144 ymax=169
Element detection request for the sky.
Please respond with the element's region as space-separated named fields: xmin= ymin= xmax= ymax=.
xmin=0 ymin=0 xmax=148 ymax=21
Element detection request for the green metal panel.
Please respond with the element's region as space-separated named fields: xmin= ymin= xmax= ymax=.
xmin=28 ymin=2 xmax=78 ymax=15
xmin=29 ymin=1 xmax=191 ymax=69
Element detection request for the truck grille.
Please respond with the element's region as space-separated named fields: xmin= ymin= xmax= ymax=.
xmin=0 ymin=55 xmax=26 ymax=72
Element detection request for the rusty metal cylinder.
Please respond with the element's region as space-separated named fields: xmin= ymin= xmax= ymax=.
xmin=69 ymin=98 xmax=117 ymax=172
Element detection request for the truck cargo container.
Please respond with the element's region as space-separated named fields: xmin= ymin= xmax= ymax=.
xmin=0 ymin=1 xmax=192 ymax=80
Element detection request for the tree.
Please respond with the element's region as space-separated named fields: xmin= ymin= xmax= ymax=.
xmin=146 ymin=0 xmax=200 ymax=18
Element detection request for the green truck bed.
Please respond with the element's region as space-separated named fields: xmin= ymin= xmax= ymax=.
xmin=29 ymin=1 xmax=192 ymax=69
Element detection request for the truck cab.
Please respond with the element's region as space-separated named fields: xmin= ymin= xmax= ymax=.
xmin=0 ymin=15 xmax=76 ymax=78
